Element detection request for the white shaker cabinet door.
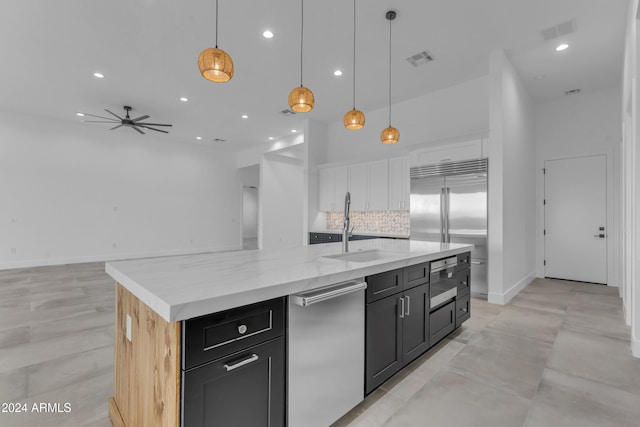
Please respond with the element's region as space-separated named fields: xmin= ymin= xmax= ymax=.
xmin=318 ymin=167 xmax=335 ymax=211
xmin=367 ymin=160 xmax=389 ymax=211
xmin=348 ymin=163 xmax=368 ymax=211
xmin=389 ymin=157 xmax=410 ymax=210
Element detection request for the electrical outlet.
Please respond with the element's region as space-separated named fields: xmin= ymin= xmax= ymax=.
xmin=126 ymin=314 xmax=132 ymax=342
xmin=10 ymin=248 xmax=16 ymax=254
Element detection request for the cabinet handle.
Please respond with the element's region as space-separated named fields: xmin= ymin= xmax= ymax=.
xmin=237 ymin=324 xmax=248 ymax=334
xmin=224 ymin=353 xmax=259 ymax=371
xmin=405 ymin=295 xmax=410 ymax=316
xmin=399 ymin=297 xmax=405 ymax=318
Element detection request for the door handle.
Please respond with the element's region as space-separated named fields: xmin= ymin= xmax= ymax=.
xmin=224 ymin=353 xmax=259 ymax=371
xmin=593 ymin=234 xmax=606 ymax=238
xmin=405 ymin=295 xmax=410 ymax=316
xmin=399 ymin=297 xmax=405 ymax=318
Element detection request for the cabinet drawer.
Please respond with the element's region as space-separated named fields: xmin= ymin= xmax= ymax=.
xmin=366 ymin=269 xmax=403 ymax=303
xmin=183 ymin=297 xmax=285 ymax=370
xmin=456 ymin=294 xmax=471 ymax=327
xmin=455 ymin=269 xmax=470 ymax=297
xmin=404 ymin=262 xmax=429 ymax=290
xmin=429 ymin=301 xmax=455 ymax=346
xmin=456 ymin=252 xmax=470 ymax=272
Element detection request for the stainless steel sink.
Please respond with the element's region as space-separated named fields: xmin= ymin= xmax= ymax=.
xmin=322 ymin=249 xmax=400 ymax=263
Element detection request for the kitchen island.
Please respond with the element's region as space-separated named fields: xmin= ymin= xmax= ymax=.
xmin=106 ymin=239 xmax=472 ymax=427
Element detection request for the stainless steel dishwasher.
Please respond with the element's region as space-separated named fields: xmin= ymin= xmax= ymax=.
xmin=288 ymin=279 xmax=367 ymax=427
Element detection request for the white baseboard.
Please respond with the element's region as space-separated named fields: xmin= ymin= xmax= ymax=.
xmin=633 ymin=336 xmax=640 ymax=359
xmin=487 ymin=271 xmax=536 ymax=305
xmin=0 ymin=245 xmax=243 ymax=270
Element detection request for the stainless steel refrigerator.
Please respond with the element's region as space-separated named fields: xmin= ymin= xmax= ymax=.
xmin=410 ymin=159 xmax=488 ymax=297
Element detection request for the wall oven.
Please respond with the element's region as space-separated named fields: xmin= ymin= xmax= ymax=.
xmin=429 ymin=256 xmax=458 ymax=309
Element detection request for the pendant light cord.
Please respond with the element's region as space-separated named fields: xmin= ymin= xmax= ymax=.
xmin=215 ymin=0 xmax=219 ymax=48
xmin=352 ymin=0 xmax=356 ymax=110
xmin=388 ymin=15 xmax=392 ymax=126
xmin=300 ymin=0 xmax=304 ymax=87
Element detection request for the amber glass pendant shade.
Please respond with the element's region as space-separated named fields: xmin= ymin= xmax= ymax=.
xmin=288 ymin=86 xmax=315 ymax=113
xmin=380 ymin=126 xmax=399 ymax=144
xmin=344 ymin=109 xmax=365 ymax=130
xmin=198 ymin=47 xmax=234 ymax=83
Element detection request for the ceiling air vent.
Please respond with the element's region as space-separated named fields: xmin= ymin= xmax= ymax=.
xmin=213 ymin=138 xmax=226 ymax=143
xmin=406 ymin=50 xmax=435 ymax=67
xmin=564 ymin=88 xmax=581 ymax=96
xmin=540 ymin=19 xmax=576 ymax=42
xmin=280 ymin=109 xmax=297 ymax=117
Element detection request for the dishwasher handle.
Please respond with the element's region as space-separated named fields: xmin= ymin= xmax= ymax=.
xmin=291 ymin=280 xmax=367 ymax=307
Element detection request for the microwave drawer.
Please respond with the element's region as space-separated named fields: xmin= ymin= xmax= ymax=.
xmin=182 ymin=297 xmax=285 ymax=370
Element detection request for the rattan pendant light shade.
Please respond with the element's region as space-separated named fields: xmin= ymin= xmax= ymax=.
xmin=380 ymin=10 xmax=399 ymax=144
xmin=288 ymin=86 xmax=315 ymax=113
xmin=198 ymin=48 xmax=234 ymax=82
xmin=343 ymin=0 xmax=365 ymax=130
xmin=198 ymin=0 xmax=234 ymax=83
xmin=288 ymin=0 xmax=314 ymax=113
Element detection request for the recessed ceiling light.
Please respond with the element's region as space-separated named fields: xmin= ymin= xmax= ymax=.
xmin=196 ymin=136 xmax=202 ymax=140
xmin=291 ymin=129 xmax=297 ymax=133
xmin=263 ymin=30 xmax=274 ymax=39
xmin=556 ymin=43 xmax=569 ymax=51
xmin=76 ymin=112 xmax=85 ymax=117
xmin=93 ymin=72 xmax=104 ymax=79
xmin=241 ymin=114 xmax=248 ymax=119
xmin=334 ymin=70 xmax=343 ymax=76
xmin=268 ymin=137 xmax=274 ymax=140
xmin=180 ymin=97 xmax=189 ymax=102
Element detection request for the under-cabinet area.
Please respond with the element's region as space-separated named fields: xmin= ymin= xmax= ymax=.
xmin=106 ymin=240 xmax=472 ymax=427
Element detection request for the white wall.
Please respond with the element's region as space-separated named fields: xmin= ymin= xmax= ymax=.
xmin=324 ymin=76 xmax=490 ymax=164
xmin=621 ymin=0 xmax=640 ymax=357
xmin=0 ymin=110 xmax=241 ymax=269
xmin=534 ymin=87 xmax=622 ymax=287
xmin=488 ymin=50 xmax=537 ymax=304
xmin=260 ymin=155 xmax=304 ymax=250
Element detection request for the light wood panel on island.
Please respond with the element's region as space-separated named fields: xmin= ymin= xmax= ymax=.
xmin=109 ymin=283 xmax=181 ymax=427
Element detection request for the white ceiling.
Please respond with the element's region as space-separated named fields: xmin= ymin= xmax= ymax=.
xmin=0 ymin=0 xmax=628 ymax=151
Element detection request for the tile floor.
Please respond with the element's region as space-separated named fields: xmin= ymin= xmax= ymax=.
xmin=0 ymin=263 xmax=637 ymax=427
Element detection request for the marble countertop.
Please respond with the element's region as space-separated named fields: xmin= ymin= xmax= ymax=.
xmin=105 ymin=239 xmax=472 ymax=323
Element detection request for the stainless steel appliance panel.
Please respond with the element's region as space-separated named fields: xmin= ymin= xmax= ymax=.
xmin=409 ymin=176 xmax=444 ymax=242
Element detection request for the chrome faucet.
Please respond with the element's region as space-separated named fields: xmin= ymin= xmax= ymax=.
xmin=342 ymin=192 xmax=351 ymax=252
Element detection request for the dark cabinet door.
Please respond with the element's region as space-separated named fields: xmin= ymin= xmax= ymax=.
xmin=401 ymin=283 xmax=429 ymax=365
xmin=365 ymin=295 xmax=402 ymax=394
xmin=430 ymin=301 xmax=456 ymax=346
xmin=182 ymin=337 xmax=285 ymax=427
xmin=404 ymin=262 xmax=429 ymax=290
xmin=455 ymin=268 xmax=470 ymax=297
xmin=456 ymin=294 xmax=471 ymax=327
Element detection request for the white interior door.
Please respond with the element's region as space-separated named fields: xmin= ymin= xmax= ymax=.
xmin=544 ymin=155 xmax=607 ymax=284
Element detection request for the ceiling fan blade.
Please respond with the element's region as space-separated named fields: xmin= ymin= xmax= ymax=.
xmin=131 ymin=126 xmax=145 ymax=134
xmin=81 ymin=113 xmax=119 ymax=121
xmin=83 ymin=120 xmax=120 ymax=123
xmin=137 ymin=123 xmax=172 ymax=127
xmin=110 ymin=124 xmax=123 ymax=130
xmin=105 ymin=109 xmax=124 ymax=120
xmin=131 ymin=115 xmax=150 ymax=122
xmin=139 ymin=125 xmax=169 ymax=134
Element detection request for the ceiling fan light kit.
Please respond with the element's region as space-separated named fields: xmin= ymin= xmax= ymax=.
xmin=288 ymin=0 xmax=314 ymax=113
xmin=198 ymin=0 xmax=234 ymax=83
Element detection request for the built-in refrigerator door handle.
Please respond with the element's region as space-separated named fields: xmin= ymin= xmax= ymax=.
xmin=445 ymin=187 xmax=451 ymax=243
xmin=440 ymin=188 xmax=446 ymax=243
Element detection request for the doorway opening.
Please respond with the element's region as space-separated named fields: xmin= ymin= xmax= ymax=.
xmin=239 ymin=164 xmax=260 ymax=250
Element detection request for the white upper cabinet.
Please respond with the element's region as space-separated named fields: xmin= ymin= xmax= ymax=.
xmin=318 ymin=165 xmax=348 ymax=211
xmin=410 ymin=139 xmax=483 ymax=167
xmin=389 ymin=156 xmax=410 ymax=211
xmin=348 ymin=160 xmax=389 ymax=211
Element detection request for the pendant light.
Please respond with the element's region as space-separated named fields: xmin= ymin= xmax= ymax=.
xmin=343 ymin=0 xmax=365 ymax=130
xmin=198 ymin=0 xmax=234 ymax=83
xmin=381 ymin=10 xmax=399 ymax=144
xmin=288 ymin=0 xmax=314 ymax=112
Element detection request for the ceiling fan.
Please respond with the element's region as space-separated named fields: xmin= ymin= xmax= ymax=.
xmin=81 ymin=106 xmax=172 ymax=134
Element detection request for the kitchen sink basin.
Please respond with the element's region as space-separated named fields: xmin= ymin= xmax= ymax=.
xmin=322 ymin=249 xmax=400 ymax=263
